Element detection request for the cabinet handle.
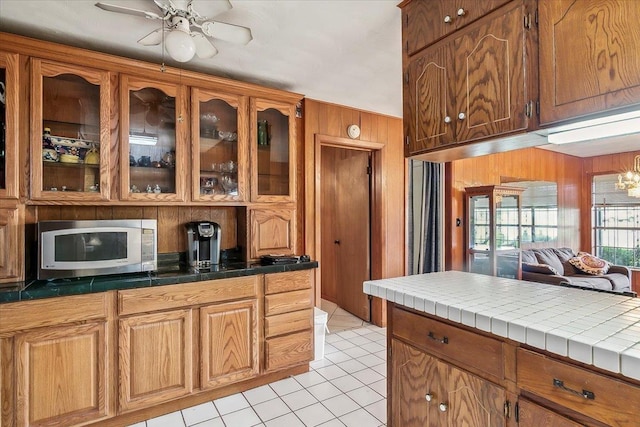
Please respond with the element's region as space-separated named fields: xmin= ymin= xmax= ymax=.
xmin=444 ymin=116 xmax=451 ymax=124
xmin=553 ymin=378 xmax=595 ymax=400
xmin=458 ymin=112 xmax=466 ymax=120
xmin=457 ymin=8 xmax=466 ymax=16
xmin=428 ymin=331 xmax=449 ymax=344
xmin=439 ymin=403 xmax=448 ymax=412
xmin=444 ymin=15 xmax=452 ymax=24
xmin=425 ymin=393 xmax=434 ymax=402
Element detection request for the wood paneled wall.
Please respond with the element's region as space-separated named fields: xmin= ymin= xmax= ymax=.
xmin=448 ymin=147 xmax=583 ymax=271
xmin=30 ymin=206 xmax=239 ymax=254
xmin=303 ymin=99 xmax=405 ymax=326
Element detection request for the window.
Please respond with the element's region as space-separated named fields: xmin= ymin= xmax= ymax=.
xmin=592 ymin=174 xmax=640 ymax=267
xmin=504 ymin=181 xmax=558 ymax=244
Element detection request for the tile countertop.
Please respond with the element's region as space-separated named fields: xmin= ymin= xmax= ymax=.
xmin=363 ymin=271 xmax=640 ymax=382
xmin=0 ymin=261 xmax=318 ymax=304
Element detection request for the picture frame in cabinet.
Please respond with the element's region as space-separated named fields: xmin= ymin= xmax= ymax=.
xmin=30 ymin=59 xmax=113 ymax=201
xmin=191 ymin=87 xmax=249 ymax=203
xmin=120 ymin=75 xmax=188 ymax=202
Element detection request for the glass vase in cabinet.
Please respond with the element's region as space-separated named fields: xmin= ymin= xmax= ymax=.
xmin=250 ymin=98 xmax=296 ymax=202
xmin=191 ymin=88 xmax=248 ymax=202
xmin=30 ymin=60 xmax=112 ymax=201
xmin=0 ymin=52 xmax=18 ymax=200
xmin=465 ymin=185 xmax=524 ymax=279
xmin=120 ymin=75 xmax=188 ymax=202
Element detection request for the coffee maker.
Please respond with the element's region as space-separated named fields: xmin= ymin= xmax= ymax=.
xmin=185 ymin=221 xmax=221 ymax=267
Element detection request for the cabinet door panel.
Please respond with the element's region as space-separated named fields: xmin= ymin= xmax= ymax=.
xmin=119 ymin=309 xmax=192 ymax=411
xmin=0 ymin=52 xmax=19 ymax=200
xmin=0 ymin=206 xmax=23 ymax=283
xmin=454 ymin=1 xmax=528 ymax=142
xmin=16 ymin=322 xmax=109 ymax=426
xmin=405 ymin=44 xmax=454 ymax=155
xmin=249 ymin=208 xmax=295 ymax=259
xmin=264 ymin=330 xmax=313 ymax=372
xmin=200 ymin=299 xmax=258 ymax=389
xmin=539 ymin=0 xmax=640 ymax=124
xmin=446 ymin=365 xmax=506 ymax=427
xmin=518 ymin=399 xmax=582 ymax=427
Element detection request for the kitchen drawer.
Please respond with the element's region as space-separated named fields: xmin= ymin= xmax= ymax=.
xmin=517 ymin=348 xmax=640 ymax=426
xmin=265 ymin=270 xmax=312 ymax=295
xmin=264 ymin=288 xmax=313 ymax=316
xmin=118 ymin=276 xmax=259 ymax=315
xmin=265 ymin=330 xmax=313 ymax=372
xmin=265 ymin=308 xmax=313 ymax=338
xmin=392 ymin=305 xmax=504 ymax=380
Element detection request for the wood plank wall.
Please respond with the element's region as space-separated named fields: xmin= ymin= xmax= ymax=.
xmin=303 ymin=99 xmax=405 ymax=326
xmin=448 ymin=147 xmax=583 ymax=271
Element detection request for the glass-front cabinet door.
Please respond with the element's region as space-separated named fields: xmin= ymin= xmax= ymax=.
xmin=30 ymin=60 xmax=112 ymax=201
xmin=250 ymin=99 xmax=296 ymax=202
xmin=121 ymin=75 xmax=188 ymax=202
xmin=191 ymin=88 xmax=248 ymax=202
xmin=0 ymin=52 xmax=18 ymax=200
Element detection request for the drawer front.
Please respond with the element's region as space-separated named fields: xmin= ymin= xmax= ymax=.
xmin=265 ymin=270 xmax=312 ymax=295
xmin=265 ymin=308 xmax=313 ymax=338
xmin=265 ymin=330 xmax=313 ymax=372
xmin=265 ymin=288 xmax=313 ymax=316
xmin=517 ymin=348 xmax=640 ymax=426
xmin=119 ymin=276 xmax=259 ymax=315
xmin=392 ymin=306 xmax=503 ymax=380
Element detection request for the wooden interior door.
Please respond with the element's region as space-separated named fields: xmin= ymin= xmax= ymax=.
xmin=320 ymin=146 xmax=371 ymax=321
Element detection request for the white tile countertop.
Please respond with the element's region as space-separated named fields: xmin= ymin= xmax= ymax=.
xmin=364 ymin=271 xmax=640 ymax=381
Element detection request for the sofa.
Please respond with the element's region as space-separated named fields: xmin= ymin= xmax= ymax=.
xmin=521 ymin=247 xmax=632 ymax=294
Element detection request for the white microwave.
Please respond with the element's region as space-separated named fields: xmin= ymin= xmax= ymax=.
xmin=37 ymin=219 xmax=157 ymax=280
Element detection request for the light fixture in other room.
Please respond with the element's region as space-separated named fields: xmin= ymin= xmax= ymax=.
xmin=165 ymin=17 xmax=196 ymax=63
xmin=547 ymin=110 xmax=640 ymax=145
xmin=615 ymin=155 xmax=640 ymax=197
xmin=129 ymin=132 xmax=158 ymax=146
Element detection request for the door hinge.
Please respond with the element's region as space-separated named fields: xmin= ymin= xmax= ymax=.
xmin=524 ymin=13 xmax=531 ymax=29
xmin=404 ymin=72 xmax=409 ymax=84
xmin=405 ymin=135 xmax=410 ymax=145
xmin=405 ymin=14 xmax=409 ymax=27
xmin=405 ymin=41 xmax=409 ymax=54
xmin=366 ymin=165 xmax=372 ymax=175
xmin=536 ymin=100 xmax=540 ymax=116
xmin=514 ymin=402 xmax=520 ymax=422
xmin=535 ymin=8 xmax=539 ymax=26
xmin=525 ymin=101 xmax=533 ymax=118
xmin=504 ymin=401 xmax=510 ymax=419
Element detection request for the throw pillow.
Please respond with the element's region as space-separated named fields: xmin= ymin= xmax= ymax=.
xmin=522 ymin=262 xmax=560 ymax=275
xmin=569 ymin=252 xmax=610 ymax=276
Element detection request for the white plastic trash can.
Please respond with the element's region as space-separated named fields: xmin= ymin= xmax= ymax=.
xmin=313 ymin=307 xmax=329 ymax=361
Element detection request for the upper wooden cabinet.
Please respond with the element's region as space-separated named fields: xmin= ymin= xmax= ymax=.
xmin=401 ymin=0 xmax=510 ymax=57
xmin=120 ymin=75 xmax=189 ymax=202
xmin=250 ymin=98 xmax=296 ymax=203
xmin=539 ymin=0 xmax=640 ymax=125
xmin=0 ymin=52 xmax=18 ymax=200
xmin=30 ymin=59 xmax=113 ymax=201
xmin=403 ymin=0 xmax=535 ymax=156
xmin=191 ymin=88 xmax=249 ymax=203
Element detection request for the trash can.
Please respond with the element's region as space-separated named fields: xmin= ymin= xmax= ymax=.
xmin=313 ymin=307 xmax=329 ymax=361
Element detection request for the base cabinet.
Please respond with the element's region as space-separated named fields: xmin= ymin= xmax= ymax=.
xmin=390 ymin=339 xmax=506 ymax=427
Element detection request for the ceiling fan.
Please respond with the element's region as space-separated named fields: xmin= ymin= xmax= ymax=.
xmin=95 ymin=0 xmax=252 ymax=62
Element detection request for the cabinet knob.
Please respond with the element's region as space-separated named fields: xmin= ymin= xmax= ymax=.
xmin=458 ymin=112 xmax=466 ymax=120
xmin=444 ymin=15 xmax=452 ymax=24
xmin=444 ymin=116 xmax=452 ymax=124
xmin=457 ymin=8 xmax=466 ymax=16
xmin=425 ymin=393 xmax=433 ymax=402
xmin=439 ymin=403 xmax=448 ymax=412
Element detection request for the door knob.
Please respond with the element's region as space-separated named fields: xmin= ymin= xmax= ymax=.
xmin=457 ymin=8 xmax=466 ymax=16
xmin=458 ymin=112 xmax=466 ymax=120
xmin=334 ymin=240 xmax=341 ymax=245
xmin=444 ymin=15 xmax=452 ymax=24
xmin=439 ymin=403 xmax=448 ymax=412
xmin=444 ymin=116 xmax=451 ymax=124
xmin=425 ymin=393 xmax=434 ymax=402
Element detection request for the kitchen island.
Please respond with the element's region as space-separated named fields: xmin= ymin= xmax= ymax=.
xmin=365 ymin=271 xmax=640 ymax=426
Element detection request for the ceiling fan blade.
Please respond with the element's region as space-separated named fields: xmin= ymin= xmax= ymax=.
xmin=95 ymin=2 xmax=162 ymax=20
xmin=138 ymin=28 xmax=164 ymax=46
xmin=201 ymin=21 xmax=252 ymax=45
xmin=169 ymin=0 xmax=191 ymax=10
xmin=192 ymin=32 xmax=218 ymax=59
xmin=191 ymin=0 xmax=231 ymax=19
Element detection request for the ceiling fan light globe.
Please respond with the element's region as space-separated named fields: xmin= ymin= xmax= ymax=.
xmin=165 ymin=28 xmax=196 ymax=62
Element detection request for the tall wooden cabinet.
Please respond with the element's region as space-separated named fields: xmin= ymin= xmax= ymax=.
xmin=402 ymin=0 xmax=537 ymax=156
xmin=539 ymin=0 xmax=640 ymax=125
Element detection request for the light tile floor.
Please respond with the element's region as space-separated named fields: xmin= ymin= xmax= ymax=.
xmin=132 ymin=301 xmax=387 ymax=427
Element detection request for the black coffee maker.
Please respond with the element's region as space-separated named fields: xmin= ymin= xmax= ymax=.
xmin=186 ymin=221 xmax=221 ymax=267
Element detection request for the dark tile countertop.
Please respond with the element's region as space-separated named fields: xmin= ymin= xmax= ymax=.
xmin=0 ymin=260 xmax=318 ymax=304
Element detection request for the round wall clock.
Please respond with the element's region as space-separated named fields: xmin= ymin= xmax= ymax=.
xmin=347 ymin=124 xmax=361 ymax=139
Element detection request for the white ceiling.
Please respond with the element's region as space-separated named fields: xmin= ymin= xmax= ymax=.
xmin=0 ymin=0 xmax=403 ymax=117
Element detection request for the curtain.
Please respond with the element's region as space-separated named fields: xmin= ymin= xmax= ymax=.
xmin=408 ymin=160 xmax=443 ymax=274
